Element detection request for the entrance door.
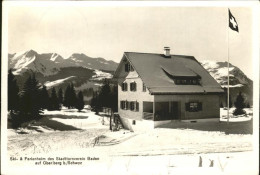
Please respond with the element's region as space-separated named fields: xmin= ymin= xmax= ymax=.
xmin=170 ymin=102 xmax=179 ymax=120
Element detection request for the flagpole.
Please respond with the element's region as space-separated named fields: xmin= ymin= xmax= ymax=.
xmin=227 ymin=29 xmax=230 ymax=125
xmin=227 ymin=9 xmax=230 ymax=126
xmin=226 ymin=9 xmax=238 ymax=130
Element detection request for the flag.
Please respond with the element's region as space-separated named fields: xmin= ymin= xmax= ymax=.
xmin=229 ymin=9 xmax=239 ymax=32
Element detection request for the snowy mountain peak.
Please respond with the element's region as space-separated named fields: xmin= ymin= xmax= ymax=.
xmin=50 ymin=53 xmax=61 ymax=62
xmin=200 ymin=60 xmax=251 ymax=87
xmin=8 ymin=50 xmax=118 ymax=76
xmin=8 ymin=50 xmax=62 ymax=76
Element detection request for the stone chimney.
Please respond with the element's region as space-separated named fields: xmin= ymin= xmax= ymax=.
xmin=164 ymin=47 xmax=171 ymax=57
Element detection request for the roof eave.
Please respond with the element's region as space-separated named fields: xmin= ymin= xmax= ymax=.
xmin=150 ymin=91 xmax=225 ymax=95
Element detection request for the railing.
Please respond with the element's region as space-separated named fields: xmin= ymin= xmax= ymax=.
xmin=143 ymin=112 xmax=154 ymax=120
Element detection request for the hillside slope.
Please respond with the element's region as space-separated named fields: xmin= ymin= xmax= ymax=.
xmin=201 ymin=60 xmax=253 ymax=105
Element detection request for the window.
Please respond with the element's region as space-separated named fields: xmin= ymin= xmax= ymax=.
xmin=143 ymin=83 xmax=146 ymax=92
xmin=132 ymin=120 xmax=136 ymax=125
xmin=125 ymin=63 xmax=134 ymax=72
xmin=190 ymin=102 xmax=198 ymax=111
xmin=121 ymin=82 xmax=128 ymax=91
xmin=127 ymin=101 xmax=139 ymax=111
xmin=130 ymin=82 xmax=137 ymax=91
xmin=192 ymin=79 xmax=197 ymax=85
xmin=175 ymin=78 xmax=200 ymax=85
xmin=120 ymin=101 xmax=139 ymax=111
xmin=120 ymin=101 xmax=129 ymax=110
xmin=130 ymin=102 xmax=135 ymax=111
xmin=185 ymin=102 xmax=202 ymax=112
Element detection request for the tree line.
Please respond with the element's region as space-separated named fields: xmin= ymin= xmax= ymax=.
xmin=90 ymin=78 xmax=118 ymax=114
xmin=90 ymin=78 xmax=118 ymax=130
xmin=8 ymin=69 xmax=84 ymax=128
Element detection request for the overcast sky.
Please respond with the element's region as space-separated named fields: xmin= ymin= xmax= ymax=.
xmin=7 ymin=3 xmax=254 ymax=78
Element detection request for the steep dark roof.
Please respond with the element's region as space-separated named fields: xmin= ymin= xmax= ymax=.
xmin=115 ymin=52 xmax=224 ymax=94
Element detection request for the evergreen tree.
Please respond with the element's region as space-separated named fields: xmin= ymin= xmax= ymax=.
xmin=58 ymin=88 xmax=63 ymax=108
xmin=110 ymin=85 xmax=118 ymax=112
xmin=233 ymin=91 xmax=246 ymax=115
xmin=90 ymin=91 xmax=97 ymax=108
xmin=19 ymin=74 xmax=42 ymax=121
xmin=85 ymin=88 xmax=94 ymax=97
xmin=63 ymin=83 xmax=77 ymax=109
xmin=64 ymin=84 xmax=71 ymax=108
xmin=99 ymin=79 xmax=111 ymax=108
xmin=8 ymin=69 xmax=20 ymax=113
xmin=76 ymin=91 xmax=85 ymax=111
xmin=49 ymin=88 xmax=60 ymax=110
xmin=70 ymin=83 xmax=77 ymax=108
xmin=39 ymin=85 xmax=49 ymax=110
xmin=91 ymin=91 xmax=100 ymax=114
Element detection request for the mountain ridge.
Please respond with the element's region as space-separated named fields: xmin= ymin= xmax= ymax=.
xmin=201 ymin=60 xmax=253 ymax=105
xmin=8 ymin=50 xmax=119 ymax=76
xmin=8 ymin=50 xmax=253 ymax=105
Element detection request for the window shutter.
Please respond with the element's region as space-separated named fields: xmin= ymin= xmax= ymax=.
xmin=125 ymin=83 xmax=128 ymax=91
xmin=130 ymin=83 xmax=133 ymax=91
xmin=185 ymin=103 xmax=190 ymax=111
xmin=134 ymin=82 xmax=136 ymax=91
xmin=136 ymin=101 xmax=139 ymax=111
xmin=198 ymin=102 xmax=202 ymax=111
xmin=121 ymin=83 xmax=124 ymax=91
xmin=129 ymin=102 xmax=132 ymax=111
xmin=126 ymin=101 xmax=129 ymax=110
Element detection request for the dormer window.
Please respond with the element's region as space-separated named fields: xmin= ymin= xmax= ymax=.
xmin=122 ymin=82 xmax=128 ymax=91
xmin=130 ymin=82 xmax=137 ymax=91
xmin=192 ymin=79 xmax=198 ymax=85
xmin=174 ymin=78 xmax=200 ymax=85
xmin=125 ymin=63 xmax=134 ymax=72
xmin=161 ymin=67 xmax=201 ymax=85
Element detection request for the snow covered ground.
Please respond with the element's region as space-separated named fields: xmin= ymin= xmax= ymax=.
xmin=44 ymin=76 xmax=75 ymax=89
xmin=6 ymin=107 xmax=257 ymax=175
xmin=220 ymin=107 xmax=253 ymax=122
xmin=91 ymin=69 xmax=113 ymax=81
